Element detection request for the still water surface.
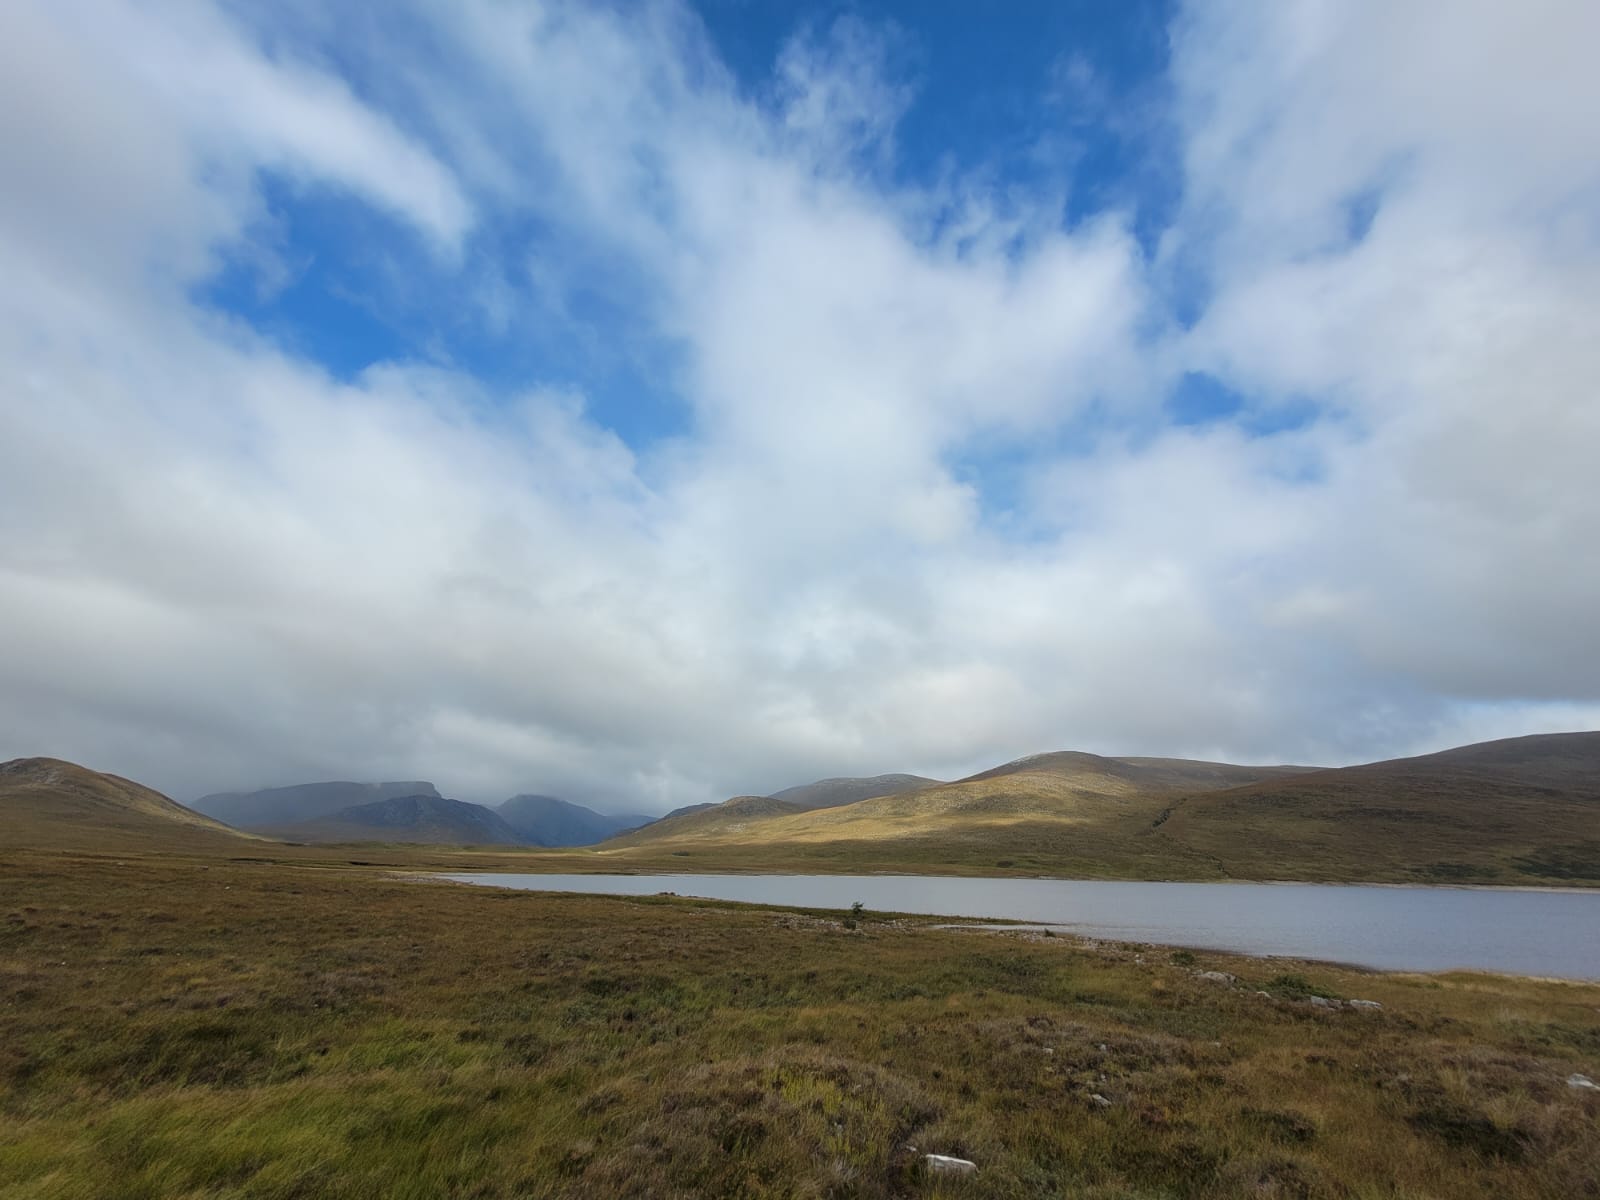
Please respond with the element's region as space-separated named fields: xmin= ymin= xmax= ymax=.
xmin=440 ymin=873 xmax=1600 ymax=980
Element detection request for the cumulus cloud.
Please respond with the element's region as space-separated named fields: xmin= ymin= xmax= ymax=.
xmin=0 ymin=0 xmax=1596 ymax=809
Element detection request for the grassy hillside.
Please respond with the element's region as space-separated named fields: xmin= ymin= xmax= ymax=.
xmin=1 ymin=848 xmax=1596 ymax=1198
xmin=1149 ymin=732 xmax=1600 ymax=884
xmin=605 ymin=795 xmax=808 ymax=847
xmin=770 ymin=773 xmax=943 ymax=811
xmin=581 ymin=738 xmax=1600 ymax=886
xmin=594 ymin=754 xmax=1316 ymax=878
xmin=7 ymin=736 xmax=1596 ymax=886
xmin=0 ymin=757 xmax=261 ymax=853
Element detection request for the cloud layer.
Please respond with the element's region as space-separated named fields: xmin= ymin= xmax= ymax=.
xmin=2 ymin=0 xmax=1597 ymax=809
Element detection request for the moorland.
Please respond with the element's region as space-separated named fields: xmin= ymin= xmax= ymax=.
xmin=1 ymin=744 xmax=1598 ymax=1197
xmin=4 ymin=846 xmax=1599 ymax=1199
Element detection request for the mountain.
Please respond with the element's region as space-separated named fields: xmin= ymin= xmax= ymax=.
xmin=192 ymin=781 xmax=442 ymax=828
xmin=615 ymin=753 xmax=1307 ymax=849
xmin=612 ymin=774 xmax=942 ymax=845
xmin=600 ymin=751 xmax=1329 ymax=875
xmin=265 ymin=794 xmax=524 ymax=846
xmin=595 ymin=736 xmax=1600 ymax=885
xmin=1149 ymin=731 xmax=1600 ymax=883
xmin=661 ymin=802 xmax=717 ymax=820
xmin=770 ymin=773 xmax=942 ymax=811
xmin=0 ymin=757 xmax=258 ymax=852
xmin=604 ymin=795 xmax=808 ymax=846
xmin=496 ymin=794 xmax=652 ymax=847
xmin=715 ymin=752 xmax=1308 ymax=845
xmin=963 ymin=751 xmax=1314 ymax=791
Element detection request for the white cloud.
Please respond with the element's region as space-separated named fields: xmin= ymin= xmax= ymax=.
xmin=1 ymin=0 xmax=1597 ymax=809
xmin=1168 ymin=0 xmax=1600 ymax=715
xmin=14 ymin=0 xmax=470 ymax=268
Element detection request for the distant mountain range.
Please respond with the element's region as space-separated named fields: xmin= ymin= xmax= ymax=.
xmin=190 ymin=774 xmax=932 ymax=849
xmin=193 ymin=781 xmax=442 ymax=827
xmin=263 ymin=794 xmax=526 ymax=846
xmin=496 ymin=795 xmax=652 ymax=847
xmin=6 ymin=732 xmax=1598 ymax=885
xmin=191 ymin=780 xmax=652 ymax=848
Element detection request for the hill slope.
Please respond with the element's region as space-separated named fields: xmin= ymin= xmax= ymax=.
xmin=755 ymin=753 xmax=1308 ymax=833
xmin=0 ymin=757 xmax=259 ymax=852
xmin=193 ymin=781 xmax=442 ymax=828
xmin=1150 ymin=731 xmax=1600 ymax=883
xmin=605 ymin=795 xmax=808 ymax=846
xmin=770 ymin=773 xmax=942 ymax=811
xmin=496 ymin=795 xmax=651 ymax=847
xmin=267 ymin=795 xmax=524 ymax=847
xmin=586 ymin=736 xmax=1600 ymax=885
xmin=600 ymin=753 xmax=1309 ymax=872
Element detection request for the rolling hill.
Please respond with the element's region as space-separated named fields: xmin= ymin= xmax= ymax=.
xmin=9 ymin=734 xmax=1595 ymax=884
xmin=599 ymin=752 xmax=1311 ymax=872
xmin=770 ymin=773 xmax=942 ymax=810
xmin=265 ymin=794 xmax=524 ymax=847
xmin=192 ymin=781 xmax=442 ymax=828
xmin=660 ymin=801 xmax=717 ymax=820
xmin=604 ymin=795 xmax=809 ymax=846
xmin=0 ymin=757 xmax=260 ymax=852
xmin=611 ymin=773 xmax=945 ymax=845
xmin=496 ymin=794 xmax=652 ymax=847
xmin=589 ymin=738 xmax=1600 ymax=885
xmin=1148 ymin=731 xmax=1600 ymax=883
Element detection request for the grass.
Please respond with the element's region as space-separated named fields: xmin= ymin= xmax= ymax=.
xmin=583 ymin=733 xmax=1600 ymax=887
xmin=10 ymin=749 xmax=1600 ymax=887
xmin=2 ymin=844 xmax=1597 ymax=1197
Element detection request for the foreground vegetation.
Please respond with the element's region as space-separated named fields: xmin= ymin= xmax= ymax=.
xmin=2 ymin=847 xmax=1597 ymax=1198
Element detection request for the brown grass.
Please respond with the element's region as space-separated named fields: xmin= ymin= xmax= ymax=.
xmin=2 ymin=843 xmax=1597 ymax=1198
xmin=585 ymin=735 xmax=1600 ymax=887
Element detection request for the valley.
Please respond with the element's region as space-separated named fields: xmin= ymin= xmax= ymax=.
xmin=4 ymin=737 xmax=1598 ymax=1196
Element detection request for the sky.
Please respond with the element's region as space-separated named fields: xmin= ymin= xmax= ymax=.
xmin=3 ymin=0 xmax=1598 ymax=812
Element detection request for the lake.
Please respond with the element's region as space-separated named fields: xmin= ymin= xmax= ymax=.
xmin=439 ymin=873 xmax=1600 ymax=980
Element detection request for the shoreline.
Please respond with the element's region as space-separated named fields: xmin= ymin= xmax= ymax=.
xmin=429 ymin=864 xmax=1600 ymax=895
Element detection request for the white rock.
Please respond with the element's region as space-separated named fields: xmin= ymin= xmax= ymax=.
xmin=1089 ymin=1093 xmax=1113 ymax=1108
xmin=1569 ymin=1073 xmax=1598 ymax=1090
xmin=1196 ymin=971 xmax=1236 ymax=985
xmin=1348 ymin=999 xmax=1382 ymax=1011
xmin=924 ymin=1154 xmax=977 ymax=1176
xmin=1307 ymin=995 xmax=1343 ymax=1009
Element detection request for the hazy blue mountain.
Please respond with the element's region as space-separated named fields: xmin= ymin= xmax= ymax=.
xmin=496 ymin=794 xmax=652 ymax=847
xmin=266 ymin=794 xmax=523 ymax=846
xmin=192 ymin=781 xmax=442 ymax=828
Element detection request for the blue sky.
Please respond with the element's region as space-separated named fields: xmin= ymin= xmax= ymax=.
xmin=197 ymin=1 xmax=1185 ymax=452
xmin=3 ymin=0 xmax=1598 ymax=808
